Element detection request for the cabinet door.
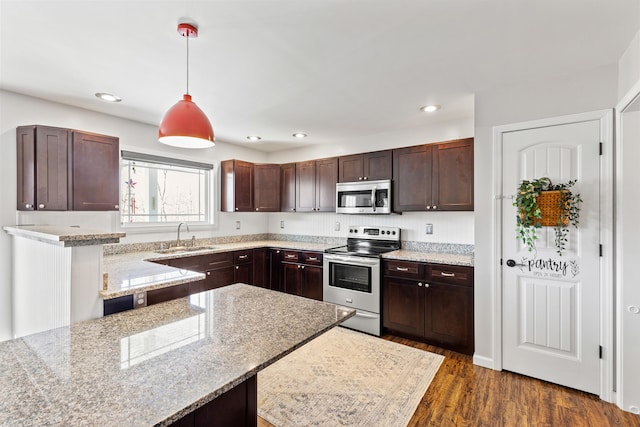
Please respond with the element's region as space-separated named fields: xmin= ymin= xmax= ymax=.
xmin=295 ymin=161 xmax=316 ymax=212
xmin=252 ymin=248 xmax=268 ymax=288
xmin=393 ymin=144 xmax=432 ymax=212
xmin=234 ymin=263 xmax=253 ymax=284
xmin=282 ymin=262 xmax=303 ymax=296
xmin=72 ymin=131 xmax=119 ymax=211
xmin=269 ymin=249 xmax=284 ymax=291
xmin=254 ymin=164 xmax=280 ymax=212
xmin=338 ymin=154 xmax=364 ymax=182
xmin=432 ymin=138 xmax=474 ymax=211
xmin=221 ymin=160 xmax=254 ymax=212
xmin=363 ymin=150 xmax=392 ymax=181
xmin=301 ymin=264 xmax=323 ymax=301
xmin=424 ymin=283 xmax=474 ymax=354
xmin=315 ymin=157 xmax=338 ymax=211
xmin=280 ymin=163 xmax=296 ymax=212
xmin=16 ymin=126 xmax=70 ymax=211
xmin=382 ymin=277 xmax=425 ymax=337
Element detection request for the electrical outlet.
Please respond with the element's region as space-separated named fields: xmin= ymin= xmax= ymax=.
xmin=425 ymin=224 xmax=433 ymax=235
xmin=335 ymin=221 xmax=340 ymax=231
xmin=133 ymin=292 xmax=147 ymax=308
xmin=235 ymin=221 xmax=241 ymax=230
xmin=280 ymin=220 xmax=285 ymax=229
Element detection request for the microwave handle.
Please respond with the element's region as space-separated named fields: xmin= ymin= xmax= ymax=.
xmin=371 ymin=185 xmax=377 ymax=212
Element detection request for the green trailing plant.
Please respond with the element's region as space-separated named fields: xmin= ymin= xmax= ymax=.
xmin=514 ymin=177 xmax=582 ymax=256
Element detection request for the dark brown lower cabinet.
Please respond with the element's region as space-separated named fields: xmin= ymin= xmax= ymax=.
xmin=382 ymin=260 xmax=474 ymax=355
xmin=269 ymin=249 xmax=284 ymax=291
xmin=169 ymin=375 xmax=257 ymax=427
xmin=280 ymin=251 xmax=323 ymax=301
xmin=252 ymin=248 xmax=268 ymax=288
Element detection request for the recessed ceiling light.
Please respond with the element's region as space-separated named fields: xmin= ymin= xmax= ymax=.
xmin=292 ymin=132 xmax=307 ymax=138
xmin=246 ymin=136 xmax=261 ymax=142
xmin=95 ymin=92 xmax=122 ymax=103
xmin=420 ymin=104 xmax=440 ymax=113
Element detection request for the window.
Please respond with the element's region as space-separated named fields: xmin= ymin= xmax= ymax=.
xmin=120 ymin=151 xmax=213 ymax=225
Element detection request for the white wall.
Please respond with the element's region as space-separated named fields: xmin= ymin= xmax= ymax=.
xmin=617 ymin=28 xmax=640 ymax=414
xmin=0 ymin=90 xmax=269 ymax=341
xmin=473 ymin=63 xmax=619 ymax=366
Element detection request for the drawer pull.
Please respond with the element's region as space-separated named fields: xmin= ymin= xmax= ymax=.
xmin=286 ymin=254 xmax=297 ymax=259
xmin=238 ymin=255 xmax=248 ymax=259
xmin=440 ymin=272 xmax=456 ymax=277
xmin=396 ymin=267 xmax=409 ymax=271
xmin=307 ymin=257 xmax=318 ymax=261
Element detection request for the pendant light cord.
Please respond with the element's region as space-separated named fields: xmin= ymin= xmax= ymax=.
xmin=186 ymin=35 xmax=190 ymax=95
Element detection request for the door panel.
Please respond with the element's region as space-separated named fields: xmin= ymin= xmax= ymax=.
xmin=502 ymin=119 xmax=601 ymax=394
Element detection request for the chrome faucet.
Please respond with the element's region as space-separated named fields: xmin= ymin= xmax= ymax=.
xmin=176 ymin=222 xmax=189 ymax=247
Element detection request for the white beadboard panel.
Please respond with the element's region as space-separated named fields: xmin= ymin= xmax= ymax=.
xmin=267 ymin=211 xmax=474 ymax=244
xmin=520 ymin=276 xmax=577 ymax=355
xmin=71 ymin=246 xmax=103 ymax=323
xmin=13 ymin=237 xmax=71 ymax=338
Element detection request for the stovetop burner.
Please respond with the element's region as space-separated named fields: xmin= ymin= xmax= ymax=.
xmin=325 ymin=226 xmax=401 ymax=258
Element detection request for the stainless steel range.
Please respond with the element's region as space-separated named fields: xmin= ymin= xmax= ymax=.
xmin=323 ymin=226 xmax=401 ymax=336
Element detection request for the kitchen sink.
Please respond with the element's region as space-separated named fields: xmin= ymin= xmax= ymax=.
xmin=155 ymin=245 xmax=217 ymax=254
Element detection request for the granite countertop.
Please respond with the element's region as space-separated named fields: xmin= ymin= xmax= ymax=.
xmin=382 ymin=249 xmax=474 ymax=267
xmin=102 ymin=240 xmax=338 ymax=299
xmin=3 ymin=225 xmax=125 ymax=247
xmin=0 ymin=284 xmax=355 ymax=426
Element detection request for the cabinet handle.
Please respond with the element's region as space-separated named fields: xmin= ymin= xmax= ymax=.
xmin=256 ymin=208 xmax=259 ymax=211
xmin=276 ymin=250 xmax=281 ymax=254
xmin=115 ymin=205 xmax=119 ymax=209
xmin=25 ymin=204 xmax=31 ymax=209
xmin=38 ymin=204 xmax=45 ymax=209
xmin=418 ymin=282 xmax=423 ymax=287
xmin=297 ymin=265 xmax=301 ymax=269
xmin=440 ymin=272 xmax=455 ymax=277
xmin=364 ymin=176 xmax=368 ymax=180
xmin=358 ymin=177 xmax=363 ymax=180
xmin=235 ymin=208 xmax=239 ymax=211
xmin=307 ymin=257 xmax=318 ymax=261
xmin=301 ymin=265 xmax=305 ymax=269
xmin=432 ymin=205 xmax=437 ymax=210
xmin=395 ymin=266 xmax=409 ymax=271
xmin=286 ymin=254 xmax=297 ymax=259
xmin=239 ymin=255 xmax=248 ymax=259
xmin=425 ymin=283 xmax=430 ymax=288
xmin=235 ymin=266 xmax=239 ymax=270
xmin=291 ymin=208 xmax=296 ymax=212
xmin=207 ymin=272 xmax=211 ymax=276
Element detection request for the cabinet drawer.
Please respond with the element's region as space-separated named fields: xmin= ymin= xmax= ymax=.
xmin=201 ymin=252 xmax=234 ymax=270
xmin=383 ymin=260 xmax=424 ymax=279
xmin=282 ymin=251 xmax=300 ymax=262
xmin=147 ymin=284 xmax=190 ymax=306
xmin=301 ymin=252 xmax=322 ymax=265
xmin=233 ymin=250 xmax=253 ymax=264
xmin=168 ymin=256 xmax=201 ymax=271
xmin=427 ymin=264 xmax=474 ymax=287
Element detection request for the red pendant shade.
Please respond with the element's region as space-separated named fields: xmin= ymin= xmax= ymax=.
xmin=158 ymin=22 xmax=215 ymax=149
xmin=158 ymin=94 xmax=215 ymax=148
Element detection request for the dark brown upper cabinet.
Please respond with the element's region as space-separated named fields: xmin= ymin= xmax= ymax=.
xmin=17 ymin=125 xmax=70 ymax=211
xmin=221 ymin=159 xmax=254 ymax=212
xmin=16 ymin=125 xmax=119 ymax=211
xmin=254 ymin=163 xmax=281 ymax=212
xmin=295 ymin=157 xmax=337 ymax=212
xmin=280 ymin=163 xmax=296 ymax=212
xmin=393 ymin=138 xmax=473 ymax=212
xmin=72 ymin=131 xmax=119 ymax=211
xmin=338 ymin=150 xmax=392 ymax=182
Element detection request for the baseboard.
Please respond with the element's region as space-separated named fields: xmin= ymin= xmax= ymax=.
xmin=473 ymin=354 xmax=498 ymax=370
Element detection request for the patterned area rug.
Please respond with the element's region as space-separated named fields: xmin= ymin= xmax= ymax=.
xmin=258 ymin=327 xmax=444 ymax=426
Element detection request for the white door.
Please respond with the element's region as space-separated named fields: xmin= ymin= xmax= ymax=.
xmin=502 ymin=119 xmax=601 ymax=394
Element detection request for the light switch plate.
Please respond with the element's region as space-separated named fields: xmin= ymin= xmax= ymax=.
xmin=335 ymin=221 xmax=340 ymax=231
xmin=280 ymin=220 xmax=285 ymax=229
xmin=235 ymin=221 xmax=241 ymax=230
xmin=425 ymin=224 xmax=433 ymax=234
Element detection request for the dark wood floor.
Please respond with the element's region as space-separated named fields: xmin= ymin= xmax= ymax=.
xmin=259 ymin=333 xmax=640 ymax=427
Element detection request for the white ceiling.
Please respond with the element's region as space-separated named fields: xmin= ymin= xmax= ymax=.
xmin=1 ymin=0 xmax=638 ymax=152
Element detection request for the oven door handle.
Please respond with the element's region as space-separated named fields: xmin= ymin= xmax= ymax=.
xmin=371 ymin=185 xmax=377 ymax=213
xmin=325 ymin=254 xmax=379 ymax=266
xmin=353 ymin=311 xmax=379 ymax=319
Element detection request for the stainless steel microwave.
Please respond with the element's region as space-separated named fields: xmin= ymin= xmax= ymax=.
xmin=335 ymin=179 xmax=392 ymax=214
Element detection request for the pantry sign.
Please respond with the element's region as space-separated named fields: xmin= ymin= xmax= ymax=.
xmin=516 ymin=256 xmax=580 ymax=278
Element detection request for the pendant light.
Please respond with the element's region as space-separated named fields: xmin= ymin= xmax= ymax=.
xmin=159 ymin=22 xmax=214 ymax=148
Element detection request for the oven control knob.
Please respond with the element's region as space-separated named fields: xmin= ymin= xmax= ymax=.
xmin=392 ymin=231 xmax=396 ymax=235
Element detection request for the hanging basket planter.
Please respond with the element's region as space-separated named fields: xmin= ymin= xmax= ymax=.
xmin=514 ymin=177 xmax=582 ymax=255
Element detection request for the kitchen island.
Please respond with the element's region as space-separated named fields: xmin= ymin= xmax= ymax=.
xmin=0 ymin=284 xmax=355 ymax=426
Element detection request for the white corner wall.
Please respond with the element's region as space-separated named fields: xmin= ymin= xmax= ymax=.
xmin=473 ymin=63 xmax=619 ymax=367
xmin=617 ymin=28 xmax=640 ymax=415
